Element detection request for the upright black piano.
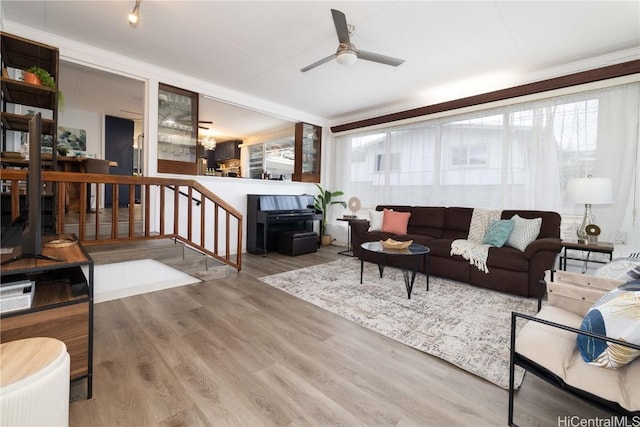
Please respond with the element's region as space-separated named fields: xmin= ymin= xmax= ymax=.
xmin=247 ymin=194 xmax=321 ymax=255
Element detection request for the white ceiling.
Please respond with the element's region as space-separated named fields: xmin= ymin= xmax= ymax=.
xmin=2 ymin=1 xmax=639 ymax=137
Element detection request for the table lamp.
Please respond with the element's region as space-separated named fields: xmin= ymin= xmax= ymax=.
xmin=565 ymin=175 xmax=613 ymax=244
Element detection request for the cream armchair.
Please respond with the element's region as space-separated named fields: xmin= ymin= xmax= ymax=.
xmin=508 ymin=270 xmax=640 ymax=426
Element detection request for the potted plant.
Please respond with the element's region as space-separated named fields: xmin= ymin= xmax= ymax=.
xmin=314 ymin=184 xmax=346 ymax=245
xmin=24 ymin=66 xmax=65 ymax=110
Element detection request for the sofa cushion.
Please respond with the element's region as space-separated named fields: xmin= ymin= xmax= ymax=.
xmin=517 ymin=305 xmax=640 ymax=412
xmin=506 ymin=214 xmax=542 ymax=251
xmin=368 ymin=209 xmax=384 ymax=231
xmin=407 ymin=207 xmax=445 ymax=238
xmin=486 ymin=246 xmax=529 ymax=271
xmin=382 ymin=209 xmax=411 ymax=235
xmin=441 ymin=207 xmax=473 ymax=239
xmin=404 ymin=234 xmax=436 ymax=247
xmin=425 ymin=238 xmax=457 ymax=257
xmin=482 ymin=219 xmax=514 ymax=247
xmin=577 ymin=280 xmax=640 ymax=368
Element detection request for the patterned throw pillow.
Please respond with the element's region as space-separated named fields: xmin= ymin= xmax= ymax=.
xmin=577 ymin=280 xmax=640 ymax=368
xmin=505 ymin=214 xmax=542 ymax=251
xmin=368 ymin=209 xmax=385 ymax=231
xmin=595 ymin=258 xmax=640 ymax=281
xmin=381 ymin=208 xmax=411 ymax=235
xmin=482 ymin=219 xmax=515 ymax=247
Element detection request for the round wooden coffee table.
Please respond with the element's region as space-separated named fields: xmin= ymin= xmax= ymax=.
xmin=359 ymin=241 xmax=430 ymax=299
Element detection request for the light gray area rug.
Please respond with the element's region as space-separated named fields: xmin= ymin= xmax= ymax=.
xmin=259 ymin=258 xmax=537 ymax=389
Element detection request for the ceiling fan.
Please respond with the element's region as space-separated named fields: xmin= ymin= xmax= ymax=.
xmin=198 ymin=120 xmax=213 ymax=130
xmin=301 ymin=9 xmax=405 ymax=73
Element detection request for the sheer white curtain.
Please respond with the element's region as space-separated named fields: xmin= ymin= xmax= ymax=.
xmin=335 ymin=82 xmax=639 ymax=240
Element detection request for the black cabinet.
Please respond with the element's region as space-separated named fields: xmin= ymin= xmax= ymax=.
xmin=207 ymin=141 xmax=242 ymax=168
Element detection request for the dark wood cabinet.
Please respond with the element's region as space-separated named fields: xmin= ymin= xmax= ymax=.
xmin=157 ymin=83 xmax=198 ymax=175
xmin=0 ymin=238 xmax=94 ymax=398
xmin=293 ymin=122 xmax=321 ymax=183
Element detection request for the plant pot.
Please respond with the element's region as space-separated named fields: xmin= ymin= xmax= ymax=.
xmin=320 ymin=234 xmax=332 ymax=246
xmin=23 ymin=71 xmax=42 ymax=86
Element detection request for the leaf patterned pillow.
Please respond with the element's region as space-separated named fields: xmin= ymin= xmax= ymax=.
xmin=577 ymin=280 xmax=640 ymax=368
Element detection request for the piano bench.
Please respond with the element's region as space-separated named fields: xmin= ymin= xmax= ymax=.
xmin=279 ymin=231 xmax=318 ymax=256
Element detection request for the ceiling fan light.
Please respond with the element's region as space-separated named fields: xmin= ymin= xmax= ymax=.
xmin=336 ymin=51 xmax=357 ymax=66
xmin=128 ymin=1 xmax=141 ymax=27
xmin=200 ymin=135 xmax=217 ymax=151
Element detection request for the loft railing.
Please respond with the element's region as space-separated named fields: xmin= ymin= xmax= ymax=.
xmin=0 ymin=170 xmax=242 ymax=271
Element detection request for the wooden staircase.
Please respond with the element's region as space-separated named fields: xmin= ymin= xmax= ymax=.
xmin=85 ymin=238 xmax=229 ymax=281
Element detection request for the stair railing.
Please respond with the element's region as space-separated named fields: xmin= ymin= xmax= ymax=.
xmin=0 ymin=170 xmax=242 ymax=270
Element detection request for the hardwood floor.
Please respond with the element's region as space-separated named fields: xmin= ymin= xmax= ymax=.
xmin=70 ymin=246 xmax=605 ymax=426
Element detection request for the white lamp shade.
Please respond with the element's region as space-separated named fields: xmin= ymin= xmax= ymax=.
xmin=565 ymin=177 xmax=613 ymax=204
xmin=336 ymin=51 xmax=357 ymax=66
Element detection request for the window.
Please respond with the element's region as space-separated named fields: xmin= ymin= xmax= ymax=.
xmin=248 ymin=137 xmax=294 ymax=180
xmin=335 ymin=82 xmax=639 ymax=240
xmin=450 ymin=144 xmax=488 ymax=167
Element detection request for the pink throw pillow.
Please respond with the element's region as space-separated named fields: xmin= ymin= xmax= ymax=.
xmin=381 ymin=208 xmax=411 ymax=235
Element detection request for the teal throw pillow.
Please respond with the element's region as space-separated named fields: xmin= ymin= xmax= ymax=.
xmin=482 ymin=219 xmax=515 ymax=247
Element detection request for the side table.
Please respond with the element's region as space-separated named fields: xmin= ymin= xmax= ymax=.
xmin=337 ymin=217 xmax=362 ymax=257
xmin=559 ymin=240 xmax=614 ymax=273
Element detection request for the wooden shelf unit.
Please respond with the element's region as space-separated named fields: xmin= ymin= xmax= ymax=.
xmin=0 ymin=238 xmax=94 ymax=398
xmin=1 ymin=110 xmax=56 ymax=135
xmin=1 ymin=31 xmax=60 ymax=229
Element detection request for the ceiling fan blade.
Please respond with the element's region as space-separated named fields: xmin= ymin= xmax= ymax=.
xmin=300 ymin=53 xmax=337 ymax=72
xmin=357 ymin=50 xmax=405 ymax=67
xmin=331 ymin=9 xmax=351 ymax=45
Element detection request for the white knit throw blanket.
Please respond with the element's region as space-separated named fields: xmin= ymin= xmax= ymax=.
xmin=450 ymin=209 xmax=502 ymax=273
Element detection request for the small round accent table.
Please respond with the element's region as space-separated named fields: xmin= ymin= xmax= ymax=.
xmin=359 ymin=241 xmax=430 ymax=299
xmin=0 ymin=337 xmax=70 ymax=426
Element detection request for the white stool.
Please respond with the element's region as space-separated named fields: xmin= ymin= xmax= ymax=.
xmin=0 ymin=337 xmax=70 ymax=426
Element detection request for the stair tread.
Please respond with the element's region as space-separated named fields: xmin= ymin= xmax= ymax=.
xmin=86 ymin=239 xmax=183 ymax=254
xmin=84 ymin=238 xmax=229 ymax=280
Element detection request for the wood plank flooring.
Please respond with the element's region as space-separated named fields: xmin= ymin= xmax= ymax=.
xmin=69 ymin=246 xmax=606 ymax=426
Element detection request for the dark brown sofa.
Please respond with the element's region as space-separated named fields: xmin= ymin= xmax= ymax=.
xmin=351 ymin=206 xmax=562 ymax=298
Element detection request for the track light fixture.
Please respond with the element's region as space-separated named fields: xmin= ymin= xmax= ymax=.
xmin=128 ymin=0 xmax=141 ymax=27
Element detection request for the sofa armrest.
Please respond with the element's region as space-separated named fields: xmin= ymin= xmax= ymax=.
xmin=350 ymin=219 xmax=370 ymax=237
xmin=544 ymin=270 xmax=625 ymax=317
xmin=350 ymin=219 xmax=372 ymax=257
xmin=523 ymin=237 xmax=562 ymax=259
